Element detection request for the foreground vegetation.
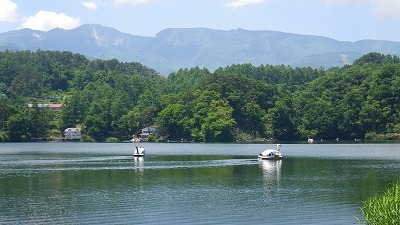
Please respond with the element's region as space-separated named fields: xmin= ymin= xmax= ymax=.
xmin=1 ymin=50 xmax=400 ymax=142
xmin=361 ymin=181 xmax=400 ymax=224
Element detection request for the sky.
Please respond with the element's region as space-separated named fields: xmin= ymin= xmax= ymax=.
xmin=1 ymin=0 xmax=400 ymax=42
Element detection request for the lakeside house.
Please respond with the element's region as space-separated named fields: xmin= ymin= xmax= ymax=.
xmin=50 ymin=103 xmax=62 ymax=113
xmin=132 ymin=125 xmax=157 ymax=142
xmin=27 ymin=103 xmax=62 ymax=113
xmin=140 ymin=126 xmax=156 ymax=138
xmin=64 ymin=128 xmax=81 ymax=141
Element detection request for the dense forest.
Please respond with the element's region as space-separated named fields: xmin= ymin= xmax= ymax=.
xmin=1 ymin=50 xmax=400 ymax=142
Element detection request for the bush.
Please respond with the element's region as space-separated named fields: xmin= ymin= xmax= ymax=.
xmin=81 ymin=134 xmax=95 ymax=142
xmin=361 ymin=181 xmax=400 ymax=224
xmin=106 ymin=137 xmax=119 ymax=143
xmin=0 ymin=131 xmax=8 ymax=142
xmin=365 ymin=132 xmax=400 ymax=141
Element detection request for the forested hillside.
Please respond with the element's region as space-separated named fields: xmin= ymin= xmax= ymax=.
xmin=3 ymin=25 xmax=400 ymax=75
xmin=1 ymin=50 xmax=399 ymax=142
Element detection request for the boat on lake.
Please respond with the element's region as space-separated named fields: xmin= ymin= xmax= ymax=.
xmin=134 ymin=145 xmax=145 ymax=157
xmin=258 ymin=144 xmax=282 ymax=160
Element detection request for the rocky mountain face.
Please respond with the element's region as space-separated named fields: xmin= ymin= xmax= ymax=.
xmin=1 ymin=24 xmax=400 ymax=75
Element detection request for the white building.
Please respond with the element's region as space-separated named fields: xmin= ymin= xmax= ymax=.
xmin=64 ymin=128 xmax=81 ymax=141
xmin=27 ymin=103 xmax=62 ymax=113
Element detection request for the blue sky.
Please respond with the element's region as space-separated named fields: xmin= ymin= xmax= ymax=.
xmin=1 ymin=0 xmax=400 ymax=42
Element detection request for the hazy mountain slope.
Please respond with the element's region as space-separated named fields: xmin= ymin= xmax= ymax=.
xmin=1 ymin=24 xmax=400 ymax=75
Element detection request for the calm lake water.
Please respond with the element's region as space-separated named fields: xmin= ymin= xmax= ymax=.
xmin=1 ymin=142 xmax=400 ymax=224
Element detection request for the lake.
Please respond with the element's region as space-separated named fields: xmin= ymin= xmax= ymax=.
xmin=1 ymin=142 xmax=400 ymax=224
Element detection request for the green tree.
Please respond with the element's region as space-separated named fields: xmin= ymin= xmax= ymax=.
xmin=83 ymin=83 xmax=114 ymax=141
xmin=7 ymin=107 xmax=54 ymax=141
xmin=0 ymin=96 xmax=17 ymax=131
xmin=266 ymin=98 xmax=296 ymax=140
xmin=191 ymin=90 xmax=236 ymax=142
xmin=157 ymin=103 xmax=192 ymax=141
xmin=201 ymin=98 xmax=236 ymax=142
xmin=59 ymin=93 xmax=88 ymax=130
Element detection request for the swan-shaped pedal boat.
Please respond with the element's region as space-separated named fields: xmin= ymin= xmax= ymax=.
xmin=258 ymin=144 xmax=282 ymax=160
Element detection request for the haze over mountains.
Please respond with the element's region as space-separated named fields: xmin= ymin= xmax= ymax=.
xmin=1 ymin=24 xmax=400 ymax=75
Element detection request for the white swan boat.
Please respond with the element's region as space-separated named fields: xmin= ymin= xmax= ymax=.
xmin=258 ymin=144 xmax=282 ymax=160
xmin=134 ymin=145 xmax=145 ymax=157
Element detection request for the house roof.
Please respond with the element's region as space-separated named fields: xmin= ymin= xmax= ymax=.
xmin=64 ymin=128 xmax=81 ymax=132
xmin=141 ymin=125 xmax=157 ymax=132
xmin=50 ymin=103 xmax=62 ymax=108
xmin=27 ymin=103 xmax=62 ymax=108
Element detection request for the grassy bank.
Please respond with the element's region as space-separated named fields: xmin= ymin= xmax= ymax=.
xmin=361 ymin=181 xmax=400 ymax=224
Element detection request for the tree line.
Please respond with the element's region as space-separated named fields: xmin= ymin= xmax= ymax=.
xmin=0 ymin=50 xmax=399 ymax=142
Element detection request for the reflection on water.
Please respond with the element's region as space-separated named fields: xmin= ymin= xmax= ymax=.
xmin=259 ymin=159 xmax=281 ymax=187
xmin=1 ymin=142 xmax=400 ymax=224
xmin=133 ymin=156 xmax=145 ymax=173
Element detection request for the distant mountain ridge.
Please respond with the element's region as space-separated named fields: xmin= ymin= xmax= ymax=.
xmin=1 ymin=24 xmax=400 ymax=75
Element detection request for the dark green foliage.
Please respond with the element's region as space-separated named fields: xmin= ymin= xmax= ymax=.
xmin=1 ymin=50 xmax=400 ymax=142
xmin=157 ymin=103 xmax=192 ymax=141
xmin=7 ymin=107 xmax=54 ymax=141
xmin=0 ymin=50 xmax=89 ymax=95
xmin=162 ymin=67 xmax=211 ymax=94
xmin=0 ymin=50 xmax=160 ymax=141
xmin=195 ymin=72 xmax=275 ymax=139
xmin=293 ymin=55 xmax=400 ymax=140
xmin=353 ymin=52 xmax=400 ymax=66
xmin=215 ymin=64 xmax=324 ymax=92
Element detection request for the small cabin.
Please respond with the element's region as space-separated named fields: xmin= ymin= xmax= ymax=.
xmin=64 ymin=128 xmax=81 ymax=141
xmin=138 ymin=126 xmax=156 ymax=141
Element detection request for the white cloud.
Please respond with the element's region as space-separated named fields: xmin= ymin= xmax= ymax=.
xmin=21 ymin=11 xmax=81 ymax=31
xmin=0 ymin=0 xmax=18 ymax=22
xmin=113 ymin=0 xmax=150 ymax=6
xmin=224 ymin=0 xmax=265 ymax=8
xmin=371 ymin=0 xmax=400 ymax=18
xmin=81 ymin=1 xmax=98 ymax=10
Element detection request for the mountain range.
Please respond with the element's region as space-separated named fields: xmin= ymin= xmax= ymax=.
xmin=1 ymin=24 xmax=400 ymax=75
